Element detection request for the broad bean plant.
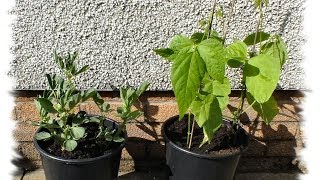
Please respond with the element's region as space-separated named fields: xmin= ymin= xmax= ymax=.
xmin=32 ymin=51 xmax=149 ymax=151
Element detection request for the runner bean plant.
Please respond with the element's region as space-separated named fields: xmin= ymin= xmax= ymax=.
xmin=154 ymin=0 xmax=287 ymax=148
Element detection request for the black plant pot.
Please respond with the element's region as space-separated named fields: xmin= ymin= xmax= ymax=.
xmin=162 ymin=115 xmax=248 ymax=180
xmin=34 ymin=118 xmax=126 ymax=180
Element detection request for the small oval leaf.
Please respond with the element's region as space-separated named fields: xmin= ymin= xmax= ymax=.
xmin=35 ymin=132 xmax=51 ymax=140
xmin=64 ymin=140 xmax=77 ymax=152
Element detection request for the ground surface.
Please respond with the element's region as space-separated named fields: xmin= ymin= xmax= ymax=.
xmin=13 ymin=169 xmax=300 ymax=180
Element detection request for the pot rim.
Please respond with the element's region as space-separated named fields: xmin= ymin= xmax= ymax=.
xmin=33 ymin=116 xmax=127 ymax=164
xmin=162 ymin=115 xmax=249 ymax=160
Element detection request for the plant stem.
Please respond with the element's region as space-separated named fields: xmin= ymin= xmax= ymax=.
xmin=241 ymin=100 xmax=256 ymax=114
xmin=222 ymin=0 xmax=237 ymax=43
xmin=186 ymin=111 xmax=191 ymax=146
xmin=234 ymin=2 xmax=265 ymax=124
xmin=234 ymin=80 xmax=246 ymax=124
xmin=188 ymin=117 xmax=195 ymax=149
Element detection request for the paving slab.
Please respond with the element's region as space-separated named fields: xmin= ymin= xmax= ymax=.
xmin=19 ymin=169 xmax=301 ymax=180
xmin=235 ymin=173 xmax=299 ymax=180
xmin=22 ymin=169 xmax=44 ymax=180
xmin=12 ymin=169 xmax=24 ymax=180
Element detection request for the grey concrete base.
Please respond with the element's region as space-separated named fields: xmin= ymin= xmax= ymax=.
xmin=16 ymin=169 xmax=301 ymax=180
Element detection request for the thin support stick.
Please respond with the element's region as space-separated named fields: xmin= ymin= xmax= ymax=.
xmin=188 ymin=117 xmax=196 ymax=149
xmin=222 ymin=0 xmax=237 ymax=43
xmin=186 ymin=112 xmax=191 ymax=146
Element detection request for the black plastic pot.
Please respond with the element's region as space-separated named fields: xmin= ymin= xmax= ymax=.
xmin=34 ymin=117 xmax=126 ymax=180
xmin=162 ymin=115 xmax=248 ymax=180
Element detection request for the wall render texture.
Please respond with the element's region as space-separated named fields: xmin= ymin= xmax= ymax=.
xmin=10 ymin=0 xmax=305 ymax=90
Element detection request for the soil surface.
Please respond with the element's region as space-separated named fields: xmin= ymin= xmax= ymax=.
xmin=165 ymin=116 xmax=248 ymax=156
xmin=38 ymin=122 xmax=123 ymax=159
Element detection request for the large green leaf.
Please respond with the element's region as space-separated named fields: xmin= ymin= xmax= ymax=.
xmin=226 ymin=41 xmax=248 ymax=68
xmin=202 ymin=76 xmax=230 ymax=110
xmin=171 ymin=47 xmax=206 ymax=119
xmin=247 ymin=92 xmax=278 ymax=125
xmin=169 ymin=35 xmax=194 ymax=51
xmin=168 ymin=35 xmax=194 ymax=61
xmin=198 ymin=38 xmax=226 ymax=82
xmin=261 ymin=35 xmax=288 ymax=67
xmin=243 ymin=31 xmax=270 ymax=45
xmin=244 ymin=54 xmax=280 ymax=103
xmin=190 ymin=94 xmax=222 ymax=145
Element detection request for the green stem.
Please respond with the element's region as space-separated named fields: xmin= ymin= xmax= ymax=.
xmin=234 ymin=2 xmax=265 ymax=124
xmin=241 ymin=100 xmax=256 ymax=114
xmin=234 ymin=80 xmax=246 ymax=123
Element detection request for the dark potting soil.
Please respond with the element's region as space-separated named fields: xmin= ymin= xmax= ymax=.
xmin=166 ymin=116 xmax=248 ymax=156
xmin=38 ymin=122 xmax=122 ymax=159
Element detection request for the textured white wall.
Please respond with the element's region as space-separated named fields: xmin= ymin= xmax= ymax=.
xmin=9 ymin=0 xmax=305 ymax=90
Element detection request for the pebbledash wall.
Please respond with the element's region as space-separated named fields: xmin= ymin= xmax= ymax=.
xmin=11 ymin=0 xmax=306 ymax=174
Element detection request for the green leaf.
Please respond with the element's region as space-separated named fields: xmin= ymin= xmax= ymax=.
xmin=215 ymin=5 xmax=224 ymax=19
xmin=54 ymin=51 xmax=65 ymax=69
xmin=35 ymin=132 xmax=51 ymax=140
xmin=154 ymin=48 xmax=175 ymax=61
xmin=254 ymin=0 xmax=269 ymax=8
xmin=113 ymin=136 xmax=125 ymax=143
xmin=261 ymin=35 xmax=288 ymax=67
xmin=243 ymin=31 xmax=270 ymax=45
xmin=70 ymin=127 xmax=85 ymax=140
xmin=136 ymin=81 xmax=150 ymax=97
xmin=216 ymin=96 xmax=229 ymax=110
xmin=82 ymin=88 xmax=96 ymax=101
xmin=64 ymin=140 xmax=77 ymax=151
xmin=92 ymin=92 xmax=104 ymax=105
xmin=226 ymin=41 xmax=247 ymax=68
xmin=100 ymin=102 xmax=110 ymax=112
xmin=198 ymin=38 xmax=226 ymax=82
xmin=190 ymin=94 xmax=222 ymax=145
xmin=168 ymin=35 xmax=194 ymax=60
xmin=45 ymin=74 xmax=55 ymax=90
xmin=211 ymin=78 xmax=231 ymax=97
xmin=66 ymin=93 xmax=81 ymax=110
xmin=190 ymin=32 xmax=206 ymax=44
xmin=247 ymin=92 xmax=278 ymax=124
xmin=244 ymin=54 xmax=280 ymax=103
xmin=71 ymin=51 xmax=78 ymax=64
xmin=227 ymin=59 xmax=244 ymax=68
xmin=171 ymin=47 xmax=206 ymax=119
xmin=169 ymin=35 xmax=194 ymax=52
xmin=201 ymin=76 xmax=230 ymax=110
xmin=75 ymin=65 xmax=90 ymax=76
xmin=36 ymin=98 xmax=57 ymax=113
xmin=104 ymin=134 xmax=113 ymax=141
xmin=127 ymin=110 xmax=143 ymax=120
xmin=87 ymin=116 xmax=102 ymax=123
